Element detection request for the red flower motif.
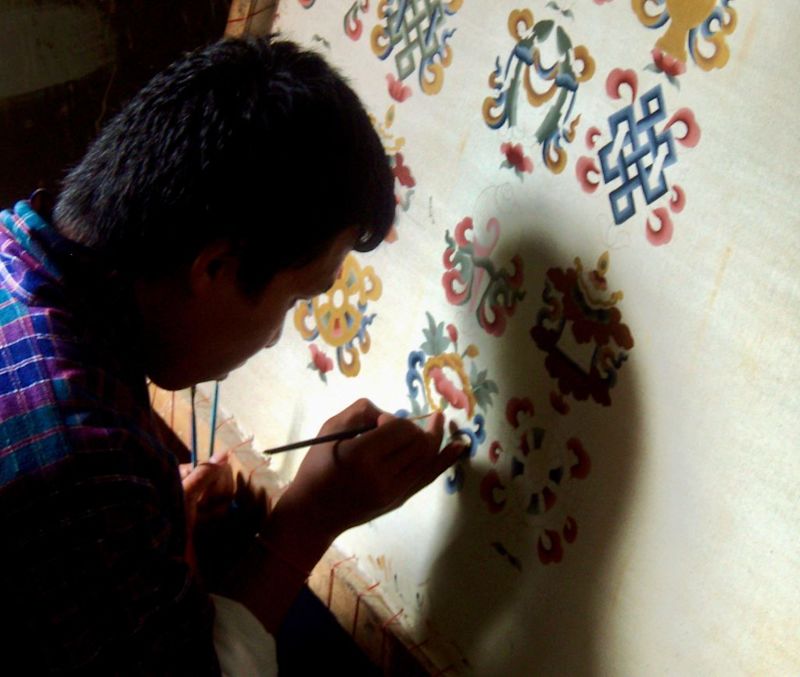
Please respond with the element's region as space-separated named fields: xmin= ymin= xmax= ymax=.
xmin=537 ymin=529 xmax=564 ymax=564
xmin=669 ymin=184 xmax=686 ymax=214
xmin=480 ymin=470 xmax=506 ymax=514
xmin=446 ymin=323 xmax=458 ymax=344
xmin=392 ymin=152 xmax=416 ymax=187
xmin=386 ymin=74 xmax=412 ymax=102
xmin=506 ymin=397 xmax=534 ymax=428
xmin=309 ymin=344 xmax=333 ymax=375
xmin=576 ymin=156 xmax=600 ymax=193
xmin=549 ymin=391 xmax=570 ymax=415
xmin=665 ymin=108 xmax=701 ymax=148
xmin=646 ymin=207 xmax=674 ymax=247
xmin=585 ymin=126 xmax=602 ymax=150
xmin=651 ymin=48 xmax=687 ymax=77
xmin=606 ymin=68 xmax=638 ymax=103
xmin=567 ymin=438 xmax=591 ymax=479
xmin=429 ymin=366 xmax=469 ymax=411
xmin=500 ymin=142 xmax=533 ymax=174
xmin=562 ymin=516 xmax=578 ymax=544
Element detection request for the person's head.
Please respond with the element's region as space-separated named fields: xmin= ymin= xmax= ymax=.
xmin=54 ymin=36 xmax=395 ymax=388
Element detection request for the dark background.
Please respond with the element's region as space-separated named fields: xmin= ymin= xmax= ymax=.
xmin=0 ymin=0 xmax=231 ymax=207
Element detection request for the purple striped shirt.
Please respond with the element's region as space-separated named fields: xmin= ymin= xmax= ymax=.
xmin=0 ymin=200 xmax=219 ymax=674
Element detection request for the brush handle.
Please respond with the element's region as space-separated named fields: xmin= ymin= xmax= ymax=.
xmin=261 ymin=423 xmax=376 ymax=455
xmin=260 ymin=413 xmax=435 ymax=455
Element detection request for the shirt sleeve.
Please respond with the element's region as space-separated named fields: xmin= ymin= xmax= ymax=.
xmin=0 ymin=425 xmax=222 ymax=675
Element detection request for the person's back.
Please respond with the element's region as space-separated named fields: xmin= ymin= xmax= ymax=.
xmin=0 ymin=197 xmax=218 ymax=673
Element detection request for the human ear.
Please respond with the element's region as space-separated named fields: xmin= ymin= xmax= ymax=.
xmin=188 ymin=240 xmax=237 ymax=295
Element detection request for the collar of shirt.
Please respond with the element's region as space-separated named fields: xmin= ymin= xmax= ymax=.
xmin=0 ymin=198 xmax=145 ymax=378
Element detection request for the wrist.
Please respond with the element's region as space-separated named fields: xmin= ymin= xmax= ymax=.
xmin=262 ymin=492 xmax=339 ymax=573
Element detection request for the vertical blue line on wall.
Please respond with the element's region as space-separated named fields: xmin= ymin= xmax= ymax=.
xmin=190 ymin=384 xmax=197 ymax=467
xmin=209 ymin=381 xmax=220 ymax=457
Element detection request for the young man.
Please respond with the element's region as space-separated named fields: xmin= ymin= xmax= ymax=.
xmin=0 ymin=37 xmax=464 ymax=674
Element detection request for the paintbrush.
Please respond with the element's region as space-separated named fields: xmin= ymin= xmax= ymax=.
xmin=261 ymin=413 xmax=435 ymax=455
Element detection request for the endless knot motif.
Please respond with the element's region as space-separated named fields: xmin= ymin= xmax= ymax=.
xmin=597 ymin=86 xmax=677 ymax=225
xmin=372 ymin=0 xmax=462 ymax=95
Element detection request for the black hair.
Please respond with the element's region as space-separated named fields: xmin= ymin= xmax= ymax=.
xmin=54 ymin=36 xmax=395 ymax=295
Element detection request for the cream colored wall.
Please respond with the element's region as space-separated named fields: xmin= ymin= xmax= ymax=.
xmin=217 ymin=2 xmax=800 ymax=674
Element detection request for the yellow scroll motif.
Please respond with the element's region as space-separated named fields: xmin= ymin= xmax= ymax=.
xmin=422 ymin=352 xmax=477 ymax=418
xmin=294 ymin=253 xmax=382 ymax=377
xmin=483 ymin=7 xmax=595 ymax=177
xmin=633 ymin=0 xmax=738 ymax=70
xmin=370 ymin=105 xmax=405 ymax=155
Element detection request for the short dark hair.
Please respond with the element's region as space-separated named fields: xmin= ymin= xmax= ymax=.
xmin=54 ymin=36 xmax=395 ymax=295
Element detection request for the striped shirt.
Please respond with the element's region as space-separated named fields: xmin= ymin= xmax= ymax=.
xmin=0 ymin=200 xmax=219 ymax=674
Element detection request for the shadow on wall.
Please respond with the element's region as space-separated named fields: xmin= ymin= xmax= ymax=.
xmin=425 ymin=226 xmax=643 ymax=677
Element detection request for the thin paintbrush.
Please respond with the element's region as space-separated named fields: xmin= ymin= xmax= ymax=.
xmin=261 ymin=413 xmax=435 ymax=455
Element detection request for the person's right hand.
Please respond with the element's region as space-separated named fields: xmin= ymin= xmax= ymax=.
xmin=274 ymin=398 xmax=467 ymax=543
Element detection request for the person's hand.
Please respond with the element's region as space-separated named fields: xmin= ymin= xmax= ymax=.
xmin=180 ymin=450 xmax=236 ymax=527
xmin=180 ymin=451 xmax=235 ymax=576
xmin=274 ymin=399 xmax=467 ymax=543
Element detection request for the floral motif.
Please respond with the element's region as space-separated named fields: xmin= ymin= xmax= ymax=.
xmin=483 ymin=9 xmax=595 ymax=175
xmin=634 ymin=0 xmax=738 ymax=82
xmin=294 ymin=254 xmax=382 ymax=379
xmin=398 ymin=313 xmax=498 ymax=493
xmin=480 ymin=397 xmax=590 ymax=566
xmin=371 ymin=105 xmax=416 ymax=215
xmin=651 ymin=48 xmax=686 ymax=78
xmin=442 ymin=217 xmax=525 ymax=337
xmin=387 ymin=73 xmax=413 ymax=102
xmin=308 ymin=344 xmax=334 ymax=382
xmin=530 ymin=252 xmax=633 ymax=406
xmin=500 ymin=143 xmax=533 ymax=178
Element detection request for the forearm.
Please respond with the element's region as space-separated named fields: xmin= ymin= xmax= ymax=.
xmin=219 ymin=496 xmax=337 ymax=634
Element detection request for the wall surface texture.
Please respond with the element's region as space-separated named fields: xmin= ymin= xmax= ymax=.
xmin=217 ymin=1 xmax=800 ymax=674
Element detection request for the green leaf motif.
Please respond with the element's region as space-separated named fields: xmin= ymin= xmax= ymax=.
xmin=556 ymin=25 xmax=572 ymax=55
xmin=421 ymin=312 xmax=451 ymax=356
xmin=469 ymin=362 xmax=499 ymax=411
xmin=533 ymin=19 xmax=555 ymax=42
xmin=309 ymin=362 xmax=328 ymax=384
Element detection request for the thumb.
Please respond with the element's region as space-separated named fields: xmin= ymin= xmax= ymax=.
xmin=415 ymin=435 xmax=470 ymax=494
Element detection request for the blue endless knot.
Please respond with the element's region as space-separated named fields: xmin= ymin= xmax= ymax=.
xmin=381 ymin=0 xmax=456 ymax=83
xmin=598 ymin=86 xmax=677 ymax=225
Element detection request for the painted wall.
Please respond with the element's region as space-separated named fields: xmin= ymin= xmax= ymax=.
xmin=217 ymin=1 xmax=800 ymax=674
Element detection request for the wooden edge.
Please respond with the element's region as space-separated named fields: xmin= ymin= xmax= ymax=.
xmin=225 ymin=0 xmax=280 ymax=38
